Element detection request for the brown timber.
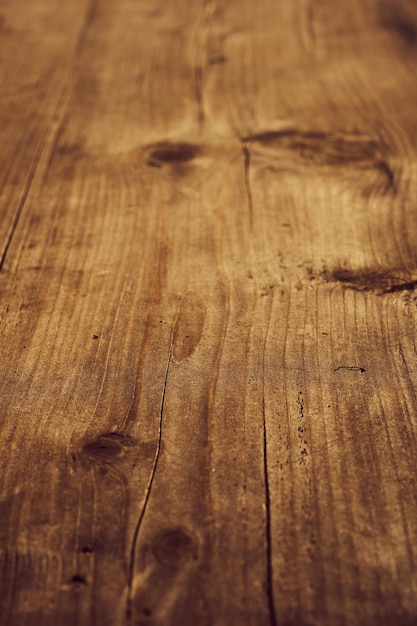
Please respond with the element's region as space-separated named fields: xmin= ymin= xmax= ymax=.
xmin=1 ymin=0 xmax=417 ymax=624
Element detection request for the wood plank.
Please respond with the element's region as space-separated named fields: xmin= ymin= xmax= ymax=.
xmin=1 ymin=0 xmax=417 ymax=624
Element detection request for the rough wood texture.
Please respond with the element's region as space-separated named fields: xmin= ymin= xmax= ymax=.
xmin=1 ymin=0 xmax=417 ymax=624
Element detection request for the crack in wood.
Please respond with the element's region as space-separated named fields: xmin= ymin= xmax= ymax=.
xmin=194 ymin=65 xmax=205 ymax=133
xmin=125 ymin=342 xmax=173 ymax=625
xmin=262 ymin=293 xmax=278 ymax=626
xmin=263 ymin=394 xmax=278 ymax=626
xmin=192 ymin=1 xmax=214 ymax=133
xmin=242 ymin=144 xmax=254 ymax=231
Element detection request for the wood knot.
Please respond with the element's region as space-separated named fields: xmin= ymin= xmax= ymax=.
xmin=152 ymin=527 xmax=198 ymax=569
xmin=61 ymin=574 xmax=87 ymax=591
xmin=81 ymin=432 xmax=137 ymax=461
xmin=326 ymin=267 xmax=417 ymax=294
xmin=70 ymin=574 xmax=87 ymax=587
xmin=241 ymin=128 xmax=396 ymax=193
xmin=380 ymin=2 xmax=417 ymax=48
xmin=145 ymin=142 xmax=199 ymax=168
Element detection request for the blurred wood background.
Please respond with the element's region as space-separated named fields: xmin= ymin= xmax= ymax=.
xmin=1 ymin=0 xmax=417 ymax=624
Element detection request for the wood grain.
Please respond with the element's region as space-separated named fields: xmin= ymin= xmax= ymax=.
xmin=1 ymin=0 xmax=417 ymax=624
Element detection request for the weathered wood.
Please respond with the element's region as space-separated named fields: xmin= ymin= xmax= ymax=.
xmin=1 ymin=0 xmax=417 ymax=624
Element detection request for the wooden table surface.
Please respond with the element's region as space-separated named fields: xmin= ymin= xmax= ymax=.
xmin=1 ymin=1 xmax=417 ymax=624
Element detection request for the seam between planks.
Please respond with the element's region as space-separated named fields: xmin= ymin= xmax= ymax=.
xmin=0 ymin=0 xmax=98 ymax=272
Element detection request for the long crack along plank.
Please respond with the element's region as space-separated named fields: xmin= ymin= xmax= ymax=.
xmin=1 ymin=0 xmax=417 ymax=624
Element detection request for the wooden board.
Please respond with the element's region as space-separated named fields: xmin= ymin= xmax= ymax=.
xmin=1 ymin=0 xmax=417 ymax=624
